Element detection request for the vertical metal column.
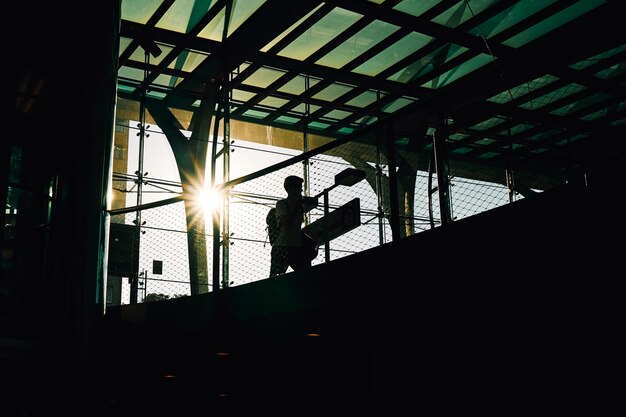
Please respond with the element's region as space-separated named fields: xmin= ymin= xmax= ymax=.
xmin=130 ymin=48 xmax=150 ymax=303
xmin=322 ymin=188 xmax=331 ymax=262
xmin=0 ymin=145 xmax=10 ymax=268
xmin=505 ymin=126 xmax=515 ymax=204
xmin=427 ymin=153 xmax=436 ymax=229
xmin=385 ymin=125 xmax=401 ymax=241
xmin=506 ymin=169 xmax=515 ymax=203
xmin=211 ymin=89 xmax=223 ymax=292
xmin=375 ymin=131 xmax=386 ymax=245
xmin=303 ymin=75 xmax=311 ymax=224
xmin=375 ymin=90 xmax=386 ymax=245
xmin=433 ymin=119 xmax=453 ymax=225
xmin=221 ymin=75 xmax=231 ymax=289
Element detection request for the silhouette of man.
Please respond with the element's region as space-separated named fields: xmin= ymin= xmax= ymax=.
xmin=269 ymin=175 xmax=317 ymax=276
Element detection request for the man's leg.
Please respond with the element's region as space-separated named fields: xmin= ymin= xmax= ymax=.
xmin=288 ymin=247 xmax=312 ymax=271
xmin=270 ymin=246 xmax=289 ymax=276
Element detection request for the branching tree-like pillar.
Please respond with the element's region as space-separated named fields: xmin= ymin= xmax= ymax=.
xmin=330 ymin=137 xmax=421 ymax=241
xmin=146 ymin=97 xmax=215 ymax=295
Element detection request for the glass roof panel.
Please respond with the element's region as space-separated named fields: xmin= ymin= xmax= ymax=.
xmin=467 ymin=0 xmax=558 ymax=39
xmin=366 ymin=0 xmax=385 ymax=5
xmin=277 ymin=7 xmax=363 ymax=61
xmin=450 ymin=147 xmax=473 ymax=155
xmin=472 ymin=116 xmax=507 ymax=131
xmin=322 ymin=109 xmax=353 ymax=120
xmin=226 ymin=0 xmax=267 ymax=37
xmin=258 ymin=96 xmax=290 ymax=109
xmin=119 ymin=37 xmax=132 ymax=56
xmin=393 ymin=0 xmax=440 ymax=18
xmin=336 ymin=127 xmax=355 ymax=135
xmin=420 ymin=53 xmax=492 ymax=89
xmin=526 ymin=130 xmax=557 ymax=142
xmin=611 ymin=118 xmax=626 ymax=127
xmin=152 ymin=74 xmax=181 ymax=89
xmin=197 ymin=7 xmax=226 ymax=41
xmin=519 ymin=83 xmax=585 ymax=109
xmin=449 ymin=133 xmax=470 ymax=141
xmin=260 ymin=4 xmax=325 ymax=52
xmin=361 ymin=115 xmax=378 ymax=125
xmin=275 ymin=115 xmax=301 ymax=125
xmin=503 ymin=0 xmax=607 ymax=48
xmin=243 ymin=67 xmax=286 ymax=88
xmin=146 ymin=90 xmax=167 ymax=100
xmin=582 ymin=100 xmax=626 ymax=121
xmin=387 ymin=43 xmax=467 ymax=83
xmin=549 ymin=92 xmax=611 ymax=116
xmin=315 ymin=20 xmax=400 ymax=69
xmin=509 ymin=123 xmax=532 ymax=135
xmin=312 ymin=83 xmax=355 ymax=102
xmin=167 ymin=50 xmax=209 ymax=73
xmin=568 ymin=133 xmax=587 ymax=143
xmin=475 ymin=138 xmax=497 ymax=146
xmin=308 ymin=121 xmax=331 ymax=130
xmin=157 ymin=0 xmax=221 ymax=33
xmin=595 ymin=63 xmax=626 ymax=80
xmin=292 ymin=103 xmax=321 ymax=115
xmin=232 ymin=89 xmax=256 ymax=103
xmin=433 ymin=0 xmax=500 ymax=28
xmin=345 ymin=90 xmax=380 ymax=108
xmin=117 ymin=84 xmax=137 ymax=95
xmin=277 ymin=76 xmax=321 ymax=96
xmin=118 ymin=66 xmax=145 ymax=83
xmin=353 ymin=32 xmax=432 ymax=76
xmin=570 ymin=45 xmax=626 ymax=71
xmin=487 ymin=75 xmax=559 ymax=104
xmin=381 ymin=97 xmax=414 ymax=113
xmin=242 ymin=109 xmax=270 ymax=119
xmin=122 ymin=0 xmax=163 ymax=24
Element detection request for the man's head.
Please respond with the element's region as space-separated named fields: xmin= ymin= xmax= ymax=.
xmin=284 ymin=175 xmax=304 ymax=192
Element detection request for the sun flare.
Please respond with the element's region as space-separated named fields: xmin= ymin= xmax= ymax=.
xmin=197 ymin=187 xmax=221 ymax=213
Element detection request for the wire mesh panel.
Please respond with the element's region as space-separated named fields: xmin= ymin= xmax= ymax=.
xmin=414 ymin=169 xmax=441 ymax=232
xmin=308 ymin=139 xmax=389 ymax=260
xmin=447 ymin=162 xmax=511 ymax=221
xmin=135 ymin=201 xmax=195 ymax=297
xmin=449 ymin=176 xmax=511 ymax=221
xmin=225 ymin=135 xmax=389 ymax=283
xmin=225 ymin=141 xmax=303 ymax=285
xmin=108 ymin=200 xmax=216 ymax=305
xmin=107 ymin=111 xmax=575 ymax=300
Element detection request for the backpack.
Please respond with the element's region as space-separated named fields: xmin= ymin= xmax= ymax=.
xmin=266 ymin=207 xmax=279 ymax=246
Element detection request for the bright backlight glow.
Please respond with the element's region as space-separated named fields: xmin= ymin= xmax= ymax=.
xmin=197 ymin=188 xmax=220 ymax=212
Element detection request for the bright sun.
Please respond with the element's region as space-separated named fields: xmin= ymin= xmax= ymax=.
xmin=197 ymin=187 xmax=220 ymax=212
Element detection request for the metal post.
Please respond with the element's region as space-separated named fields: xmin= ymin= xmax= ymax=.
xmin=212 ymin=205 xmax=221 ymax=292
xmin=211 ymin=88 xmax=223 ymax=292
xmin=323 ymin=189 xmax=330 ymax=262
xmin=303 ymin=75 xmax=312 ymax=225
xmin=375 ymin=130 xmax=385 ymax=245
xmin=506 ymin=169 xmax=515 ymax=203
xmin=131 ymin=49 xmax=150 ymax=303
xmin=433 ymin=121 xmax=453 ymax=225
xmin=385 ymin=125 xmax=401 ymax=241
xmin=221 ymin=74 xmax=231 ymax=289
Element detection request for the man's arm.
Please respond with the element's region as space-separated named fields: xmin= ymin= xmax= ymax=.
xmin=302 ymin=196 xmax=318 ymax=213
